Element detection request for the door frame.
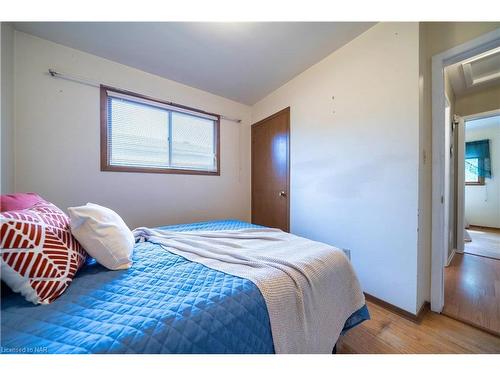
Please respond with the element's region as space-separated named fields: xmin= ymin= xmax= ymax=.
xmin=455 ymin=114 xmax=465 ymax=256
xmin=443 ymin=97 xmax=452 ymax=267
xmin=251 ymin=107 xmax=291 ymax=232
xmin=430 ymin=28 xmax=500 ymax=312
xmin=458 ymin=109 xmax=500 ymax=253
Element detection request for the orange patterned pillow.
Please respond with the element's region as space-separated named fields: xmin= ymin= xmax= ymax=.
xmin=0 ymin=201 xmax=87 ymax=304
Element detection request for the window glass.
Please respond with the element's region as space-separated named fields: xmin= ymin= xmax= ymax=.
xmin=103 ymin=89 xmax=219 ymax=174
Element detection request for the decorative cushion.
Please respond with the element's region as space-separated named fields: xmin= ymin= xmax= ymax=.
xmin=68 ymin=203 xmax=134 ymax=270
xmin=0 ymin=192 xmax=46 ymax=212
xmin=0 ymin=201 xmax=87 ymax=304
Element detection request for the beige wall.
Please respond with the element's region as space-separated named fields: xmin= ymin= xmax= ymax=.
xmin=456 ymin=85 xmax=500 ymax=117
xmin=14 ymin=31 xmax=252 ymax=228
xmin=252 ymin=23 xmax=421 ymax=313
xmin=1 ymin=22 xmax=15 ymax=194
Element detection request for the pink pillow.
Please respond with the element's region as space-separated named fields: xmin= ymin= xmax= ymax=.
xmin=0 ymin=192 xmax=46 ymax=212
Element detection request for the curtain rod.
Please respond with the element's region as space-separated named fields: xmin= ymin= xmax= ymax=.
xmin=47 ymin=68 xmax=242 ymax=124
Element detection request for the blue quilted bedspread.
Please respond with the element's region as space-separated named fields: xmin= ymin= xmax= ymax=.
xmin=0 ymin=220 xmax=368 ymax=354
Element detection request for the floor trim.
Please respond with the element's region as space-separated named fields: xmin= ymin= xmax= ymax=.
xmin=364 ymin=293 xmax=429 ymax=322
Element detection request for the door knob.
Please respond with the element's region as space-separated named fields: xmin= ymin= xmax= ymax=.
xmin=279 ymin=191 xmax=287 ymax=198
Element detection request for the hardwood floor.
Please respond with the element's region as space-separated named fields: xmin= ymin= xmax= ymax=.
xmin=465 ymin=226 xmax=500 ymax=259
xmin=443 ymin=253 xmax=500 ymax=335
xmin=337 ymin=300 xmax=500 ymax=353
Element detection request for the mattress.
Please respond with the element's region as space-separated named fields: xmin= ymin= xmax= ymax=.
xmin=0 ymin=220 xmax=368 ymax=354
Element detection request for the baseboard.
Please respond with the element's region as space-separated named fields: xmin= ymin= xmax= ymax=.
xmin=469 ymin=225 xmax=500 ymax=231
xmin=364 ymin=293 xmax=429 ymax=323
xmin=446 ymin=249 xmax=456 ymax=267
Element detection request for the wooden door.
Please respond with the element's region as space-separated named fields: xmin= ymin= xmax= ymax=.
xmin=251 ymin=107 xmax=290 ymax=232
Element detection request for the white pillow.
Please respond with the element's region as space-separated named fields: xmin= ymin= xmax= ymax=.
xmin=68 ymin=203 xmax=134 ymax=270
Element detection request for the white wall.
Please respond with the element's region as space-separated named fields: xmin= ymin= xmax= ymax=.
xmin=14 ymin=31 xmax=252 ymax=228
xmin=1 ymin=22 xmax=15 ymax=194
xmin=465 ymin=117 xmax=500 ymax=228
xmin=252 ymin=23 xmax=421 ymax=313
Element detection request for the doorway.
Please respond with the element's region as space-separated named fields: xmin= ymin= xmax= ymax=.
xmin=430 ymin=29 xmax=500 ymax=313
xmin=251 ymin=107 xmax=290 ymax=232
xmin=439 ymin=47 xmax=500 ymax=335
xmin=463 ymin=114 xmax=500 ymax=260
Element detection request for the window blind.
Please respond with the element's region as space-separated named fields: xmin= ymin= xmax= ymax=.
xmin=465 ymin=139 xmax=491 ymax=178
xmin=107 ymin=93 xmax=217 ymax=172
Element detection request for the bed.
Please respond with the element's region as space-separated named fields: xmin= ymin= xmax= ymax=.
xmin=0 ymin=219 xmax=369 ymax=354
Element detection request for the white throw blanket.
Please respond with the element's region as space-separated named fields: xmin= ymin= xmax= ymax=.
xmin=133 ymin=227 xmax=365 ymax=354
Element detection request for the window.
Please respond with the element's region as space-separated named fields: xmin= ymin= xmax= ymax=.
xmin=465 ymin=158 xmax=484 ymax=185
xmin=101 ymin=86 xmax=220 ymax=175
xmin=465 ymin=139 xmax=491 ymax=186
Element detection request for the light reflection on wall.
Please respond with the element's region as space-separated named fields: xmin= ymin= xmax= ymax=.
xmin=272 ymin=134 xmax=288 ymax=175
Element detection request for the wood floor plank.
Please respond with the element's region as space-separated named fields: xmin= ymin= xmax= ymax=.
xmin=443 ymin=253 xmax=500 ymax=335
xmin=337 ymin=301 xmax=500 ymax=354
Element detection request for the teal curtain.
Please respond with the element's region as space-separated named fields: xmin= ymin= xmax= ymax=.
xmin=465 ymin=139 xmax=491 ymax=178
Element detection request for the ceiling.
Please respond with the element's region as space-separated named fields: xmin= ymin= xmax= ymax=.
xmin=466 ymin=114 xmax=500 ymax=130
xmin=446 ymin=47 xmax=500 ymax=98
xmin=14 ymin=22 xmax=375 ymax=105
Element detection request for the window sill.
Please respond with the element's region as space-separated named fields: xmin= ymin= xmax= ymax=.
xmin=465 ymin=182 xmax=485 ymax=186
xmin=101 ymin=164 xmax=220 ymax=176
